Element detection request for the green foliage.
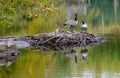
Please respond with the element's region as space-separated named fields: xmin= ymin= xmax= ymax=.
xmin=0 ymin=0 xmax=58 ymax=34
xmin=0 ymin=16 xmax=13 ymax=28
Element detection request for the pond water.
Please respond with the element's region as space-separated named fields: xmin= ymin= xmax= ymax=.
xmin=0 ymin=36 xmax=120 ymax=78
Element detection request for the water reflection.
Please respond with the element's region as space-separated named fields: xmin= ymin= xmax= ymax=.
xmin=32 ymin=41 xmax=91 ymax=64
xmin=0 ymin=39 xmax=91 ymax=67
xmin=0 ymin=36 xmax=119 ymax=78
xmin=81 ymin=48 xmax=88 ymax=61
xmin=64 ymin=49 xmax=78 ymax=63
xmin=0 ymin=46 xmax=20 ymax=67
xmin=62 ymin=44 xmax=89 ymax=63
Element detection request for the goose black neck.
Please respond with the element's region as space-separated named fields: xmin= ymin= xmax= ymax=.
xmin=75 ymin=13 xmax=77 ymax=21
xmin=82 ymin=19 xmax=86 ymax=24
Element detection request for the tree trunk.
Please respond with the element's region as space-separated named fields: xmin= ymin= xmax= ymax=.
xmin=114 ymin=0 xmax=118 ymax=23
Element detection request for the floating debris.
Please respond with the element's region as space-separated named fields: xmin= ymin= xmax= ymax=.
xmin=0 ymin=30 xmax=106 ymax=50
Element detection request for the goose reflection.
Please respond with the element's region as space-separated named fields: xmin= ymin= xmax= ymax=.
xmin=64 ymin=49 xmax=78 ymax=63
xmin=80 ymin=47 xmax=88 ymax=61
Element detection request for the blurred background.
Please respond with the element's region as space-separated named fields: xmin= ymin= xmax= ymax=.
xmin=0 ymin=0 xmax=120 ymax=36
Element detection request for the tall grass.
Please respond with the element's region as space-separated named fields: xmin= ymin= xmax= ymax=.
xmin=2 ymin=2 xmax=120 ymax=36
xmin=87 ymin=24 xmax=120 ymax=35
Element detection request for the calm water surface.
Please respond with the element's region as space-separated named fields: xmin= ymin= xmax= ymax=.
xmin=0 ymin=36 xmax=120 ymax=78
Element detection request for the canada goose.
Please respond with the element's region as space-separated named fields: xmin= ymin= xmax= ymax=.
xmin=81 ymin=19 xmax=88 ymax=32
xmin=63 ymin=13 xmax=78 ymax=32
